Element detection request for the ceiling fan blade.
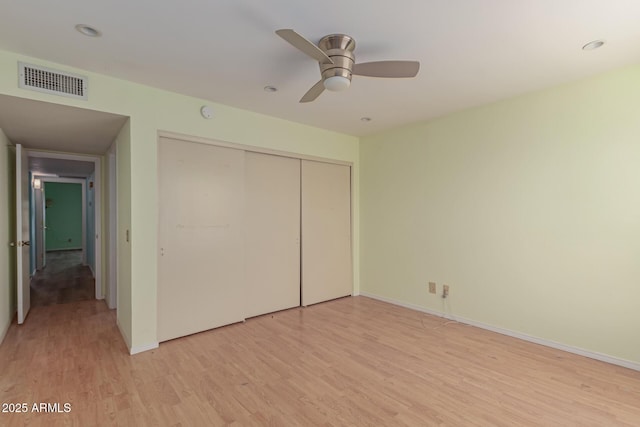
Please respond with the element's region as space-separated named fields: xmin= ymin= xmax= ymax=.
xmin=353 ymin=61 xmax=420 ymax=78
xmin=276 ymin=29 xmax=334 ymax=64
xmin=300 ymin=80 xmax=325 ymax=103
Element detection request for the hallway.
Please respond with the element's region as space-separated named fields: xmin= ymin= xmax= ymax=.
xmin=30 ymin=250 xmax=95 ymax=307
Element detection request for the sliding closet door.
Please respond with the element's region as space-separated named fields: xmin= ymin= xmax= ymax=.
xmin=245 ymin=152 xmax=301 ymax=318
xmin=158 ymin=137 xmax=245 ymax=342
xmin=301 ymin=160 xmax=352 ymax=306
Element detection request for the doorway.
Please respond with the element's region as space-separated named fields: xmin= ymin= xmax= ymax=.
xmin=1 ymin=94 xmax=128 ymax=330
xmin=28 ymin=152 xmax=102 ymax=307
xmin=30 ymin=178 xmax=93 ymax=306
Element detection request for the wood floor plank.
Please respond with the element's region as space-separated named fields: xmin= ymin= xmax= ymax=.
xmin=1 ymin=296 xmax=639 ymax=426
xmin=30 ymin=250 xmax=95 ymax=307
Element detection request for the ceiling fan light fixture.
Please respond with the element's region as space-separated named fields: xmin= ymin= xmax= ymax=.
xmin=275 ymin=29 xmax=419 ymax=103
xmin=323 ymin=75 xmax=351 ymax=92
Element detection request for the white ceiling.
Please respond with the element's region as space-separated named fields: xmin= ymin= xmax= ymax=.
xmin=0 ymin=1 xmax=639 ymax=136
xmin=0 ymin=95 xmax=128 ymax=154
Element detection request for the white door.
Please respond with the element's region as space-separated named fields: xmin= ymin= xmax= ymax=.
xmin=15 ymin=144 xmax=30 ymax=324
xmin=158 ymin=137 xmax=246 ymax=342
xmin=245 ymin=152 xmax=300 ymax=318
xmin=301 ymin=160 xmax=352 ymax=306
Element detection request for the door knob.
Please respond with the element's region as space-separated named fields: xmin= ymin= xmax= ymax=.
xmin=9 ymin=242 xmax=16 ymax=247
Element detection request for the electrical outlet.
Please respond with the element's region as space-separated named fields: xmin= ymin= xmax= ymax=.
xmin=443 ymin=284 xmax=450 ymax=298
xmin=428 ymin=282 xmax=436 ymax=294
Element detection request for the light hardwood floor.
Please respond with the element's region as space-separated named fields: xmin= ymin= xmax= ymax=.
xmin=1 ymin=296 xmax=639 ymax=426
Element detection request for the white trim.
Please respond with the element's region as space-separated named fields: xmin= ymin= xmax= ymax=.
xmin=359 ymin=292 xmax=640 ymax=372
xmin=28 ymin=149 xmax=102 ymax=300
xmin=0 ymin=311 xmax=13 ymax=345
xmin=117 ymin=316 xmax=159 ymax=355
xmin=28 ymin=150 xmax=97 ymax=162
xmin=130 ymin=342 xmax=159 ymax=355
xmin=158 ymin=131 xmax=353 ymax=167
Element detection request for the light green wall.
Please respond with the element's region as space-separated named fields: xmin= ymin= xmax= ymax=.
xmin=43 ymin=182 xmax=82 ymax=251
xmin=0 ymin=129 xmax=16 ymax=342
xmin=361 ymin=65 xmax=640 ymax=364
xmin=115 ymin=119 xmax=132 ymax=348
xmin=103 ymin=148 xmax=114 ymax=304
xmin=0 ymin=49 xmax=359 ymax=350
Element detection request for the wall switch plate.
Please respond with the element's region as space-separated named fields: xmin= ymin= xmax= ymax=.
xmin=428 ymin=282 xmax=436 ymax=294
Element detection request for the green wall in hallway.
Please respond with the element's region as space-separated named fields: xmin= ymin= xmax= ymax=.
xmin=44 ymin=182 xmax=82 ymax=251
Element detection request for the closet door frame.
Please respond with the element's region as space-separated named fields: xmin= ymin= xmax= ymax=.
xmin=157 ymin=131 xmax=354 ymax=319
xmin=158 ymin=131 xmax=352 ymax=168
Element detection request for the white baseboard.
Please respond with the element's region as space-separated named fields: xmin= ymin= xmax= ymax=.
xmin=0 ymin=317 xmax=11 ymax=346
xmin=130 ymin=342 xmax=159 ymax=355
xmin=0 ymin=309 xmax=17 ymax=346
xmin=116 ymin=318 xmax=131 ymax=351
xmin=359 ymin=291 xmax=640 ymax=372
xmin=116 ymin=318 xmax=158 ymax=355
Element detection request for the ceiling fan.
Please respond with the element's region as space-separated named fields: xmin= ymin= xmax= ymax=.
xmin=276 ymin=29 xmax=420 ymax=103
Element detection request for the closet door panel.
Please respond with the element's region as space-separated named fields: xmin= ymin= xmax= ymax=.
xmin=158 ymin=137 xmax=245 ymax=342
xmin=245 ymin=152 xmax=300 ymax=318
xmin=301 ymin=160 xmax=352 ymax=306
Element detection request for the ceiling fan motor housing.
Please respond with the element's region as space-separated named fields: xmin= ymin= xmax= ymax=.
xmin=318 ymin=34 xmax=356 ymax=86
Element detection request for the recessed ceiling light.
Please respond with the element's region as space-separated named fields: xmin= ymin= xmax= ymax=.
xmin=75 ymin=24 xmax=102 ymax=37
xmin=582 ymin=40 xmax=604 ymax=51
xmin=264 ymin=86 xmax=278 ymax=92
xmin=360 ymin=117 xmax=372 ymax=122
